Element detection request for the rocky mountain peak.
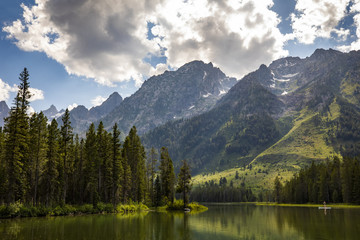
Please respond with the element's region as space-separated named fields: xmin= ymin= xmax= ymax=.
xmin=309 ymin=48 xmax=343 ymax=60
xmin=43 ymin=104 xmax=58 ymax=119
xmin=100 ymin=60 xmax=237 ymax=135
xmin=0 ymin=101 xmax=9 ymax=112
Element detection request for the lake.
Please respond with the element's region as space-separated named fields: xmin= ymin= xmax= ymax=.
xmin=1 ymin=204 xmax=360 ymax=240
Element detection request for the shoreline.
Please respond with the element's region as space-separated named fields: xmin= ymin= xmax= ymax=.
xmin=255 ymin=202 xmax=360 ymax=209
xmin=192 ymin=202 xmax=360 ymax=209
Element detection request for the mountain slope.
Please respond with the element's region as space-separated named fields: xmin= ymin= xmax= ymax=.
xmin=142 ymin=75 xmax=285 ymax=172
xmin=100 ymin=61 xmax=237 ymax=135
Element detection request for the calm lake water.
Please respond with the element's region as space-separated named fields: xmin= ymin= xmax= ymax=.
xmin=1 ymin=204 xmax=360 ymax=240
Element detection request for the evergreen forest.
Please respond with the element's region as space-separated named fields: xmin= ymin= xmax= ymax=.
xmin=0 ymin=69 xmax=189 ymax=216
xmin=273 ymin=156 xmax=360 ymax=204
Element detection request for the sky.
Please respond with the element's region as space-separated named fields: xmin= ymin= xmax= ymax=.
xmin=0 ymin=0 xmax=360 ymax=112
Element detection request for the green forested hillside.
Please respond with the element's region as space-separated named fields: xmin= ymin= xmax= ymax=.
xmin=142 ymin=77 xmax=284 ymax=173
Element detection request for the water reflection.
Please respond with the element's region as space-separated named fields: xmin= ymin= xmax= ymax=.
xmin=1 ymin=205 xmax=360 ymax=240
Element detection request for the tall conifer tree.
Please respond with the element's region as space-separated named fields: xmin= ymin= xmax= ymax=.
xmin=28 ymin=112 xmax=48 ymax=205
xmin=111 ymin=123 xmax=123 ymax=207
xmin=4 ymin=68 xmax=31 ymax=203
xmin=60 ymin=108 xmax=73 ymax=204
xmin=176 ymin=160 xmax=192 ymax=208
xmin=123 ymin=126 xmax=146 ymax=202
xmin=147 ymin=147 xmax=158 ymax=205
xmin=85 ymin=123 xmax=98 ymax=205
xmin=0 ymin=127 xmax=5 ymax=203
xmin=42 ymin=119 xmax=60 ymax=206
xmin=159 ymin=147 xmax=175 ymax=204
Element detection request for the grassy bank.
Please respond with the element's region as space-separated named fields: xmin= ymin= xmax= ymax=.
xmin=256 ymin=202 xmax=360 ymax=209
xmin=0 ymin=202 xmax=148 ymax=219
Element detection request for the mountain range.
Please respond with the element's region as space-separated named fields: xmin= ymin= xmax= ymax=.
xmin=142 ymin=49 xmax=360 ymax=189
xmin=99 ymin=61 xmax=237 ymax=135
xmin=58 ymin=92 xmax=123 ymax=135
xmin=1 ymin=48 xmax=360 ymax=190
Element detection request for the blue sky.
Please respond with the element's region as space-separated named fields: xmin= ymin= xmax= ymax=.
xmin=1 ymin=0 xmax=360 ymax=112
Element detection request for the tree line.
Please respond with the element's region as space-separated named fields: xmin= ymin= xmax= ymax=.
xmin=190 ymin=178 xmax=256 ymax=202
xmin=273 ymin=156 xmax=360 ymax=204
xmin=0 ymin=68 xmax=191 ymax=209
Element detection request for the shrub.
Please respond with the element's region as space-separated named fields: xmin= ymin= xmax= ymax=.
xmin=51 ymin=206 xmax=64 ymax=216
xmin=78 ymin=204 xmax=94 ymax=214
xmin=166 ymin=199 xmax=184 ymax=211
xmin=116 ymin=204 xmax=136 ymax=213
xmin=103 ymin=203 xmax=115 ymax=213
xmin=19 ymin=205 xmax=37 ymax=217
xmin=7 ymin=201 xmax=23 ymax=217
xmin=187 ymin=202 xmax=208 ymax=212
xmin=96 ymin=202 xmax=106 ymax=212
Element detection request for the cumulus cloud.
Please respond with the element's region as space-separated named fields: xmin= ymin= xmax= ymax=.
xmin=0 ymin=78 xmax=44 ymax=104
xmin=91 ymin=95 xmax=107 ymax=107
xmin=0 ymin=78 xmax=17 ymax=101
xmin=338 ymin=1 xmax=360 ymax=51
xmin=27 ymin=106 xmax=36 ymax=115
xmin=67 ymin=103 xmax=78 ymax=111
xmin=290 ymin=0 xmax=351 ymax=44
xmin=29 ymin=88 xmax=44 ymax=102
xmin=153 ymin=0 xmax=288 ymax=78
xmin=3 ymin=0 xmax=288 ymax=85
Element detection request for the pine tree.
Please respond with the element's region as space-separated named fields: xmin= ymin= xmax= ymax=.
xmin=4 ymin=68 xmax=31 ymax=203
xmin=0 ymin=127 xmax=5 ymax=203
xmin=176 ymin=160 xmax=192 ymax=208
xmin=154 ymin=175 xmax=162 ymax=207
xmin=111 ymin=123 xmax=123 ymax=207
xmin=273 ymin=176 xmax=282 ymax=203
xmin=70 ymin=134 xmax=81 ymax=204
xmin=159 ymin=147 xmax=175 ymax=204
xmin=77 ymin=139 xmax=85 ymax=204
xmin=42 ymin=119 xmax=60 ymax=206
xmin=147 ymin=147 xmax=158 ymax=205
xmin=96 ymin=122 xmax=112 ymax=202
xmin=123 ymin=126 xmax=146 ymax=202
xmin=121 ymin=148 xmax=132 ymax=203
xmin=28 ymin=112 xmax=48 ymax=205
xmin=60 ymin=108 xmax=73 ymax=204
xmin=85 ymin=123 xmax=98 ymax=206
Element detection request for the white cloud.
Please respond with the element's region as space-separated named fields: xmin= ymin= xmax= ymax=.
xmin=91 ymin=96 xmax=107 ymax=107
xmin=0 ymin=78 xmax=17 ymax=101
xmin=27 ymin=106 xmax=36 ymax=115
xmin=149 ymin=63 xmax=169 ymax=76
xmin=152 ymin=0 xmax=288 ymax=78
xmin=67 ymin=103 xmax=78 ymax=111
xmin=29 ymin=87 xmax=44 ymax=102
xmin=290 ymin=0 xmax=351 ymax=44
xmin=338 ymin=1 xmax=360 ymax=51
xmin=3 ymin=0 xmax=288 ymax=86
xmin=0 ymin=78 xmax=44 ymax=104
